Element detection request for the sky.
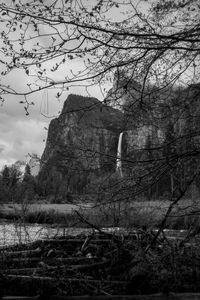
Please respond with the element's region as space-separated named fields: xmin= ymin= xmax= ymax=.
xmin=0 ymin=92 xmax=59 ymax=169
xmin=0 ymin=0 xmax=107 ymax=170
xmin=1 ymin=0 xmax=197 ymax=170
xmin=0 ymin=0 xmax=140 ymax=170
xmin=0 ymin=46 xmax=105 ymax=169
xmin=0 ymin=80 xmax=104 ymax=170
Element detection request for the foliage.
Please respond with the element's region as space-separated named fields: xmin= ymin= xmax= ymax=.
xmin=0 ymin=0 xmax=199 ymax=100
xmin=21 ymin=164 xmax=36 ymax=200
xmin=0 ymin=163 xmax=37 ymax=202
xmin=0 ymin=0 xmax=200 ymax=205
xmin=0 ymin=165 xmax=22 ymax=202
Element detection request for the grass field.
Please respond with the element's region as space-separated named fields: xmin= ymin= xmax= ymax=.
xmin=1 ymin=198 xmax=196 ymax=213
xmin=0 ymin=198 xmax=200 ymax=229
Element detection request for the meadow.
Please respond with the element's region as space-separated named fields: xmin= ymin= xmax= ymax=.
xmin=0 ymin=198 xmax=199 ymax=230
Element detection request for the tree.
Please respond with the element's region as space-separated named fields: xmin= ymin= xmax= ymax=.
xmin=0 ymin=0 xmax=200 ymax=228
xmin=0 ymin=0 xmax=199 ymax=102
xmin=2 ymin=165 xmax=10 ymax=186
xmin=24 ymin=163 xmax=31 ymax=177
xmin=0 ymin=164 xmax=22 ymax=202
xmin=22 ymin=163 xmax=36 ymax=200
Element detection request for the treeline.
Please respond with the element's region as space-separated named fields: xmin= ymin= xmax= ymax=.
xmin=0 ymin=163 xmax=74 ymax=203
xmin=0 ymin=164 xmax=36 ymax=203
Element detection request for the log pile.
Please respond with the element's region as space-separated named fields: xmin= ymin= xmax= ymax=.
xmin=0 ymin=231 xmax=137 ymax=297
xmin=1 ymin=228 xmax=200 ymax=298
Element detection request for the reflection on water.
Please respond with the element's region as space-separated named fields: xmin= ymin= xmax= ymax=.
xmin=0 ymin=222 xmax=191 ymax=247
xmin=0 ymin=223 xmax=93 ymax=247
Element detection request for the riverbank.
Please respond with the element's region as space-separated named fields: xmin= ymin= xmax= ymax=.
xmin=1 ymin=200 xmax=200 ymax=297
xmin=0 ymin=199 xmax=200 ymax=229
xmin=1 ymin=229 xmax=200 ymax=297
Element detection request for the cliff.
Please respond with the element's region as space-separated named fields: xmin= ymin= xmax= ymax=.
xmin=39 ymin=94 xmax=124 ymax=194
xmin=39 ymin=83 xmax=200 ymax=200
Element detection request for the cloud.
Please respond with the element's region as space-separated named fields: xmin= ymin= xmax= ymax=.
xmin=0 ymin=4 xmax=106 ymax=171
xmin=0 ymin=144 xmax=5 ymax=152
xmin=0 ymin=78 xmax=106 ymax=171
xmin=0 ymin=108 xmax=48 ymax=169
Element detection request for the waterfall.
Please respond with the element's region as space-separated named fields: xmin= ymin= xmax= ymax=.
xmin=116 ymin=132 xmax=123 ymax=177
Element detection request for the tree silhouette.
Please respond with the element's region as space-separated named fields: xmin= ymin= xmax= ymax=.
xmin=0 ymin=164 xmax=22 ymax=202
xmin=0 ymin=0 xmax=199 ymax=101
xmin=0 ymin=0 xmax=200 ymax=231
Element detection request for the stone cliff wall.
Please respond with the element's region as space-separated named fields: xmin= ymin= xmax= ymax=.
xmin=39 ymin=83 xmax=200 ymax=198
xmin=39 ymin=94 xmax=124 ymax=193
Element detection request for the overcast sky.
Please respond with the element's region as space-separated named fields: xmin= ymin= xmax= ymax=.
xmin=2 ymin=0 xmax=189 ymax=170
xmin=0 ymin=43 xmax=105 ymax=169
xmin=0 ymin=0 xmax=108 ymax=170
xmin=0 ymin=92 xmax=59 ymax=169
xmin=0 ymin=81 xmax=104 ymax=170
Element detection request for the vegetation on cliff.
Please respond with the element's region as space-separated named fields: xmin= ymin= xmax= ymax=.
xmin=0 ymin=0 xmax=199 ymax=205
xmin=1 ymin=1 xmax=200 ymax=297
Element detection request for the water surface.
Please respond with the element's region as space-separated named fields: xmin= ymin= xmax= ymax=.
xmin=0 ymin=222 xmax=193 ymax=247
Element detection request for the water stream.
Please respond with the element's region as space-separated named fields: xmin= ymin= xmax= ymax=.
xmin=0 ymin=223 xmax=92 ymax=247
xmin=116 ymin=132 xmax=123 ymax=177
xmin=0 ymin=222 xmax=192 ymax=248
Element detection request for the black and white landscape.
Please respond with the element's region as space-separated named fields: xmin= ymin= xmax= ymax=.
xmin=0 ymin=0 xmax=200 ymax=298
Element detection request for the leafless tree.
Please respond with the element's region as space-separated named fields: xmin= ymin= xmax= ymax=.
xmin=1 ymin=0 xmax=200 ymax=231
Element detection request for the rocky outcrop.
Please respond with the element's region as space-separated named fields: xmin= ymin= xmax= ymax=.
xmin=39 ymin=94 xmax=124 ymax=194
xmin=39 ymin=82 xmax=200 ymax=199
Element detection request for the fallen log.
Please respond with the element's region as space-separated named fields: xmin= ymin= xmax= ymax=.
xmin=1 ymin=256 xmax=100 ymax=266
xmin=70 ymin=259 xmax=110 ymax=271
xmin=3 ymin=294 xmax=200 ymax=300
xmin=3 ymin=267 xmax=46 ymax=275
xmin=2 ymin=259 xmax=110 ymax=275
xmin=1 ymin=296 xmax=40 ymax=300
xmin=5 ymin=275 xmax=127 ymax=286
xmin=5 ymin=274 xmax=54 ymax=282
xmin=64 ymin=278 xmax=128 ymax=285
xmin=2 ymin=248 xmax=41 ymax=258
xmin=44 ymin=239 xmax=112 ymax=244
xmin=52 ymin=257 xmax=100 ymax=264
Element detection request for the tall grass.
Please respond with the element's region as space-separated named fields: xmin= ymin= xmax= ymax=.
xmin=1 ymin=200 xmax=200 ymax=230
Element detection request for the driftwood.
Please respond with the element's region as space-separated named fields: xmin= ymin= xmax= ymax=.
xmin=3 ymin=266 xmax=56 ymax=275
xmin=52 ymin=257 xmax=100 ymax=264
xmin=43 ymin=294 xmax=200 ymax=300
xmin=70 ymin=259 xmax=110 ymax=270
xmin=1 ymin=256 xmax=100 ymax=266
xmin=3 ymin=265 xmax=67 ymax=275
xmin=3 ymin=259 xmax=110 ymax=275
xmin=65 ymin=278 xmax=128 ymax=284
xmin=0 ymin=231 xmax=128 ymax=297
xmin=2 ymin=229 xmax=200 ymax=297
xmin=3 ymin=293 xmax=200 ymax=300
xmin=2 ymin=248 xmax=41 ymax=257
xmin=3 ymin=267 xmax=41 ymax=275
xmin=6 ymin=274 xmax=54 ymax=282
xmin=81 ymin=235 xmax=92 ymax=252
xmin=5 ymin=275 xmax=127 ymax=285
xmin=1 ymin=296 xmax=40 ymax=300
xmin=45 ymin=238 xmax=112 ymax=244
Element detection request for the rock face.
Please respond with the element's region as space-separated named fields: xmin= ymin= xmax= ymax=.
xmin=39 ymin=82 xmax=200 ymax=199
xmin=29 ymin=155 xmax=40 ymax=176
xmin=106 ymin=76 xmax=200 ymax=199
xmin=39 ymin=94 xmax=124 ymax=193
